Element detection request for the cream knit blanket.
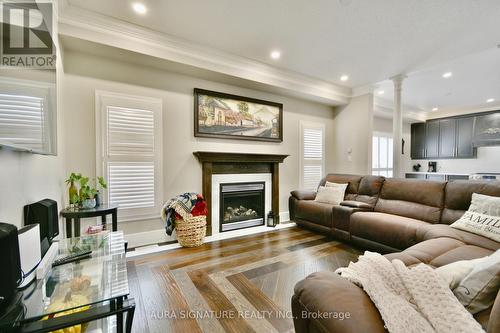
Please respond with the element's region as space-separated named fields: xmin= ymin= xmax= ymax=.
xmin=335 ymin=252 xmax=485 ymax=333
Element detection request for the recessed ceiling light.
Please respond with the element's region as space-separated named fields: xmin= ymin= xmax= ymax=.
xmin=442 ymin=72 xmax=453 ymax=78
xmin=432 ymin=107 xmax=439 ymax=111
xmin=486 ymin=98 xmax=495 ymax=103
xmin=132 ymin=2 xmax=147 ymax=14
xmin=377 ymin=90 xmax=385 ymax=95
xmin=270 ymin=50 xmax=281 ymax=60
xmin=340 ymin=75 xmax=349 ymax=82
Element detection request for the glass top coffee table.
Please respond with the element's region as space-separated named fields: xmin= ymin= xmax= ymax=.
xmin=0 ymin=231 xmax=135 ymax=333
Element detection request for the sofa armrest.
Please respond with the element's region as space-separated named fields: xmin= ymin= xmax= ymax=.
xmin=340 ymin=200 xmax=374 ymax=210
xmin=291 ymin=190 xmax=316 ymax=201
xmin=292 ymin=271 xmax=386 ymax=333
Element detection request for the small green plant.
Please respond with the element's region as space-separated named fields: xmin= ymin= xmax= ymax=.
xmin=65 ymin=173 xmax=108 ymax=207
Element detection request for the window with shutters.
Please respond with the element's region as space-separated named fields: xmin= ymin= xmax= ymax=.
xmin=96 ymin=91 xmax=163 ymax=221
xmin=300 ymin=121 xmax=325 ymax=190
xmin=0 ymin=78 xmax=56 ymax=154
xmin=372 ymin=132 xmax=393 ymax=177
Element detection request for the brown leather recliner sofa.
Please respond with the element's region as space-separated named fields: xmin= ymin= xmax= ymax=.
xmin=290 ymin=174 xmax=500 ymax=333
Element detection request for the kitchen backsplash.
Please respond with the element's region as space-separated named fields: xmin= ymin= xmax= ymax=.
xmin=411 ymin=146 xmax=500 ymax=174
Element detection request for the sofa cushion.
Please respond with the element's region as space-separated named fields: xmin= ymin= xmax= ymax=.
xmin=441 ymin=180 xmax=500 ymax=225
xmin=355 ymin=175 xmax=385 ymax=206
xmin=416 ymin=224 xmax=500 ymax=252
xmin=350 ymin=212 xmax=431 ymax=250
xmin=375 ymin=178 xmax=445 ymax=223
xmin=295 ymin=200 xmax=334 ymax=228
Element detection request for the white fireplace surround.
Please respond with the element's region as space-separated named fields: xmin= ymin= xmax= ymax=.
xmin=211 ymin=173 xmax=272 ymax=236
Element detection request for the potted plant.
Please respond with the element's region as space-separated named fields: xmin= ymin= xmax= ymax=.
xmin=79 ymin=176 xmax=98 ymax=209
xmin=65 ymin=173 xmax=108 ymax=209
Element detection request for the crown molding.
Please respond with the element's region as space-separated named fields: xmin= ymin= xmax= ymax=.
xmin=373 ymin=96 xmax=426 ymax=122
xmin=57 ymin=3 xmax=350 ymax=106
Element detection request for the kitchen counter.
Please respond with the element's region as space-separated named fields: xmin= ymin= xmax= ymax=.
xmin=405 ymin=172 xmax=470 ymax=180
xmin=405 ymin=171 xmax=470 ymax=176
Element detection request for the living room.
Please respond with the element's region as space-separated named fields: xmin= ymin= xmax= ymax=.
xmin=0 ymin=1 xmax=499 ymax=333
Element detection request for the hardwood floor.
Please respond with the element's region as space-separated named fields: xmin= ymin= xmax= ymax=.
xmin=127 ymin=226 xmax=361 ymax=333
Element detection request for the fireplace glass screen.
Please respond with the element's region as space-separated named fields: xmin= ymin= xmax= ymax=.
xmin=220 ymin=182 xmax=265 ymax=232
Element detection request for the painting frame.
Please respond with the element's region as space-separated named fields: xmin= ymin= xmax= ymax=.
xmin=194 ymin=88 xmax=283 ymax=142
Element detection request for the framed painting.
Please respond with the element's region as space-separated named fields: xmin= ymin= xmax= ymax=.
xmin=194 ymin=88 xmax=283 ymax=142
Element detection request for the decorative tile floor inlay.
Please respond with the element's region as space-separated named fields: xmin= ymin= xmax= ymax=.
xmin=127 ymin=227 xmax=361 ymax=333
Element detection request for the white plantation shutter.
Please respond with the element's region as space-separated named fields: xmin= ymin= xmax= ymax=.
xmin=107 ymin=106 xmax=154 ymax=155
xmin=97 ymin=92 xmax=163 ymax=221
xmin=108 ymin=162 xmax=155 ymax=208
xmin=0 ymin=93 xmax=45 ymax=151
xmin=303 ymin=165 xmax=323 ymax=191
xmin=303 ymin=128 xmax=323 ymax=159
xmin=301 ymin=122 xmax=325 ymax=190
xmin=0 ymin=79 xmax=55 ymax=154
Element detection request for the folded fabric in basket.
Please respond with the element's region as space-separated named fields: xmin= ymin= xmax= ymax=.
xmin=161 ymin=193 xmax=207 ymax=236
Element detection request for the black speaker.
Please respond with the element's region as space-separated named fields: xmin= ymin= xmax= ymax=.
xmin=0 ymin=223 xmax=21 ymax=314
xmin=24 ymin=199 xmax=58 ymax=256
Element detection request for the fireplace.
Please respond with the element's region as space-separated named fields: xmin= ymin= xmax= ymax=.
xmin=220 ymin=182 xmax=265 ymax=232
xmin=193 ymin=152 xmax=288 ymax=236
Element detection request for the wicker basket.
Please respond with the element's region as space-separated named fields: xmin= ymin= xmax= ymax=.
xmin=175 ymin=215 xmax=207 ymax=247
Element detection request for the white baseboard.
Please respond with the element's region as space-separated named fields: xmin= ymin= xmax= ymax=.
xmin=280 ymin=211 xmax=290 ymax=223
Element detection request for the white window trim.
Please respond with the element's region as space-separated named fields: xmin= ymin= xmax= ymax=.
xmin=299 ymin=120 xmax=325 ymax=190
xmin=372 ymin=131 xmax=394 ymax=177
xmin=0 ymin=77 xmax=56 ymax=155
xmin=95 ymin=90 xmax=163 ymax=222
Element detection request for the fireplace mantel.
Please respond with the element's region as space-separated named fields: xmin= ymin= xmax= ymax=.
xmin=193 ymin=151 xmax=288 ymax=235
xmin=193 ymin=151 xmax=288 ymax=163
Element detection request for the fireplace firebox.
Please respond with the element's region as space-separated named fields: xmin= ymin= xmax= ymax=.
xmin=219 ymin=182 xmax=265 ymax=232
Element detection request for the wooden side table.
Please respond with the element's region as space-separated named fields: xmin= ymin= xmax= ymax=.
xmin=60 ymin=204 xmax=119 ymax=237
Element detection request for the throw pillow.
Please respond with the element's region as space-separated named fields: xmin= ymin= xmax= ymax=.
xmin=450 ymin=193 xmax=500 ymax=242
xmin=453 ymin=250 xmax=500 ymax=314
xmin=314 ymin=183 xmax=348 ymax=205
xmin=435 ymin=257 xmax=487 ymax=290
xmin=469 ymin=193 xmax=500 ymax=216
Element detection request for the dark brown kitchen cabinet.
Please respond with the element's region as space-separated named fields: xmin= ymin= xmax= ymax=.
xmin=410 ymin=123 xmax=426 ymax=159
xmin=456 ymin=117 xmax=476 ymax=158
xmin=425 ymin=120 xmax=440 ymax=159
xmin=438 ymin=118 xmax=456 ymax=158
xmin=410 ymin=115 xmax=476 ymax=159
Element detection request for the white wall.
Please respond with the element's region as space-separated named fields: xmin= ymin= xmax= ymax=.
xmin=0 ymin=66 xmax=65 ymax=230
xmin=61 ymin=51 xmax=338 ymax=246
xmin=331 ymin=94 xmax=373 ymax=174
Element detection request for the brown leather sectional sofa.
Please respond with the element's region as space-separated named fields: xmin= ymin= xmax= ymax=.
xmin=290 ymin=174 xmax=500 ymax=333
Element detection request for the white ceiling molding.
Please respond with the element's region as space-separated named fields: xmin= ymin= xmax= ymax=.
xmin=57 ymin=2 xmax=350 ymax=106
xmin=374 ymin=97 xmax=426 ymax=123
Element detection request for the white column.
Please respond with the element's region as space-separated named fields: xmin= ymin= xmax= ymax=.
xmin=391 ymin=74 xmax=406 ymax=178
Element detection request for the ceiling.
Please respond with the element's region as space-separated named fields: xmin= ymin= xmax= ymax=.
xmin=65 ymin=0 xmax=500 ymax=114
xmin=374 ymin=47 xmax=500 ymax=117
